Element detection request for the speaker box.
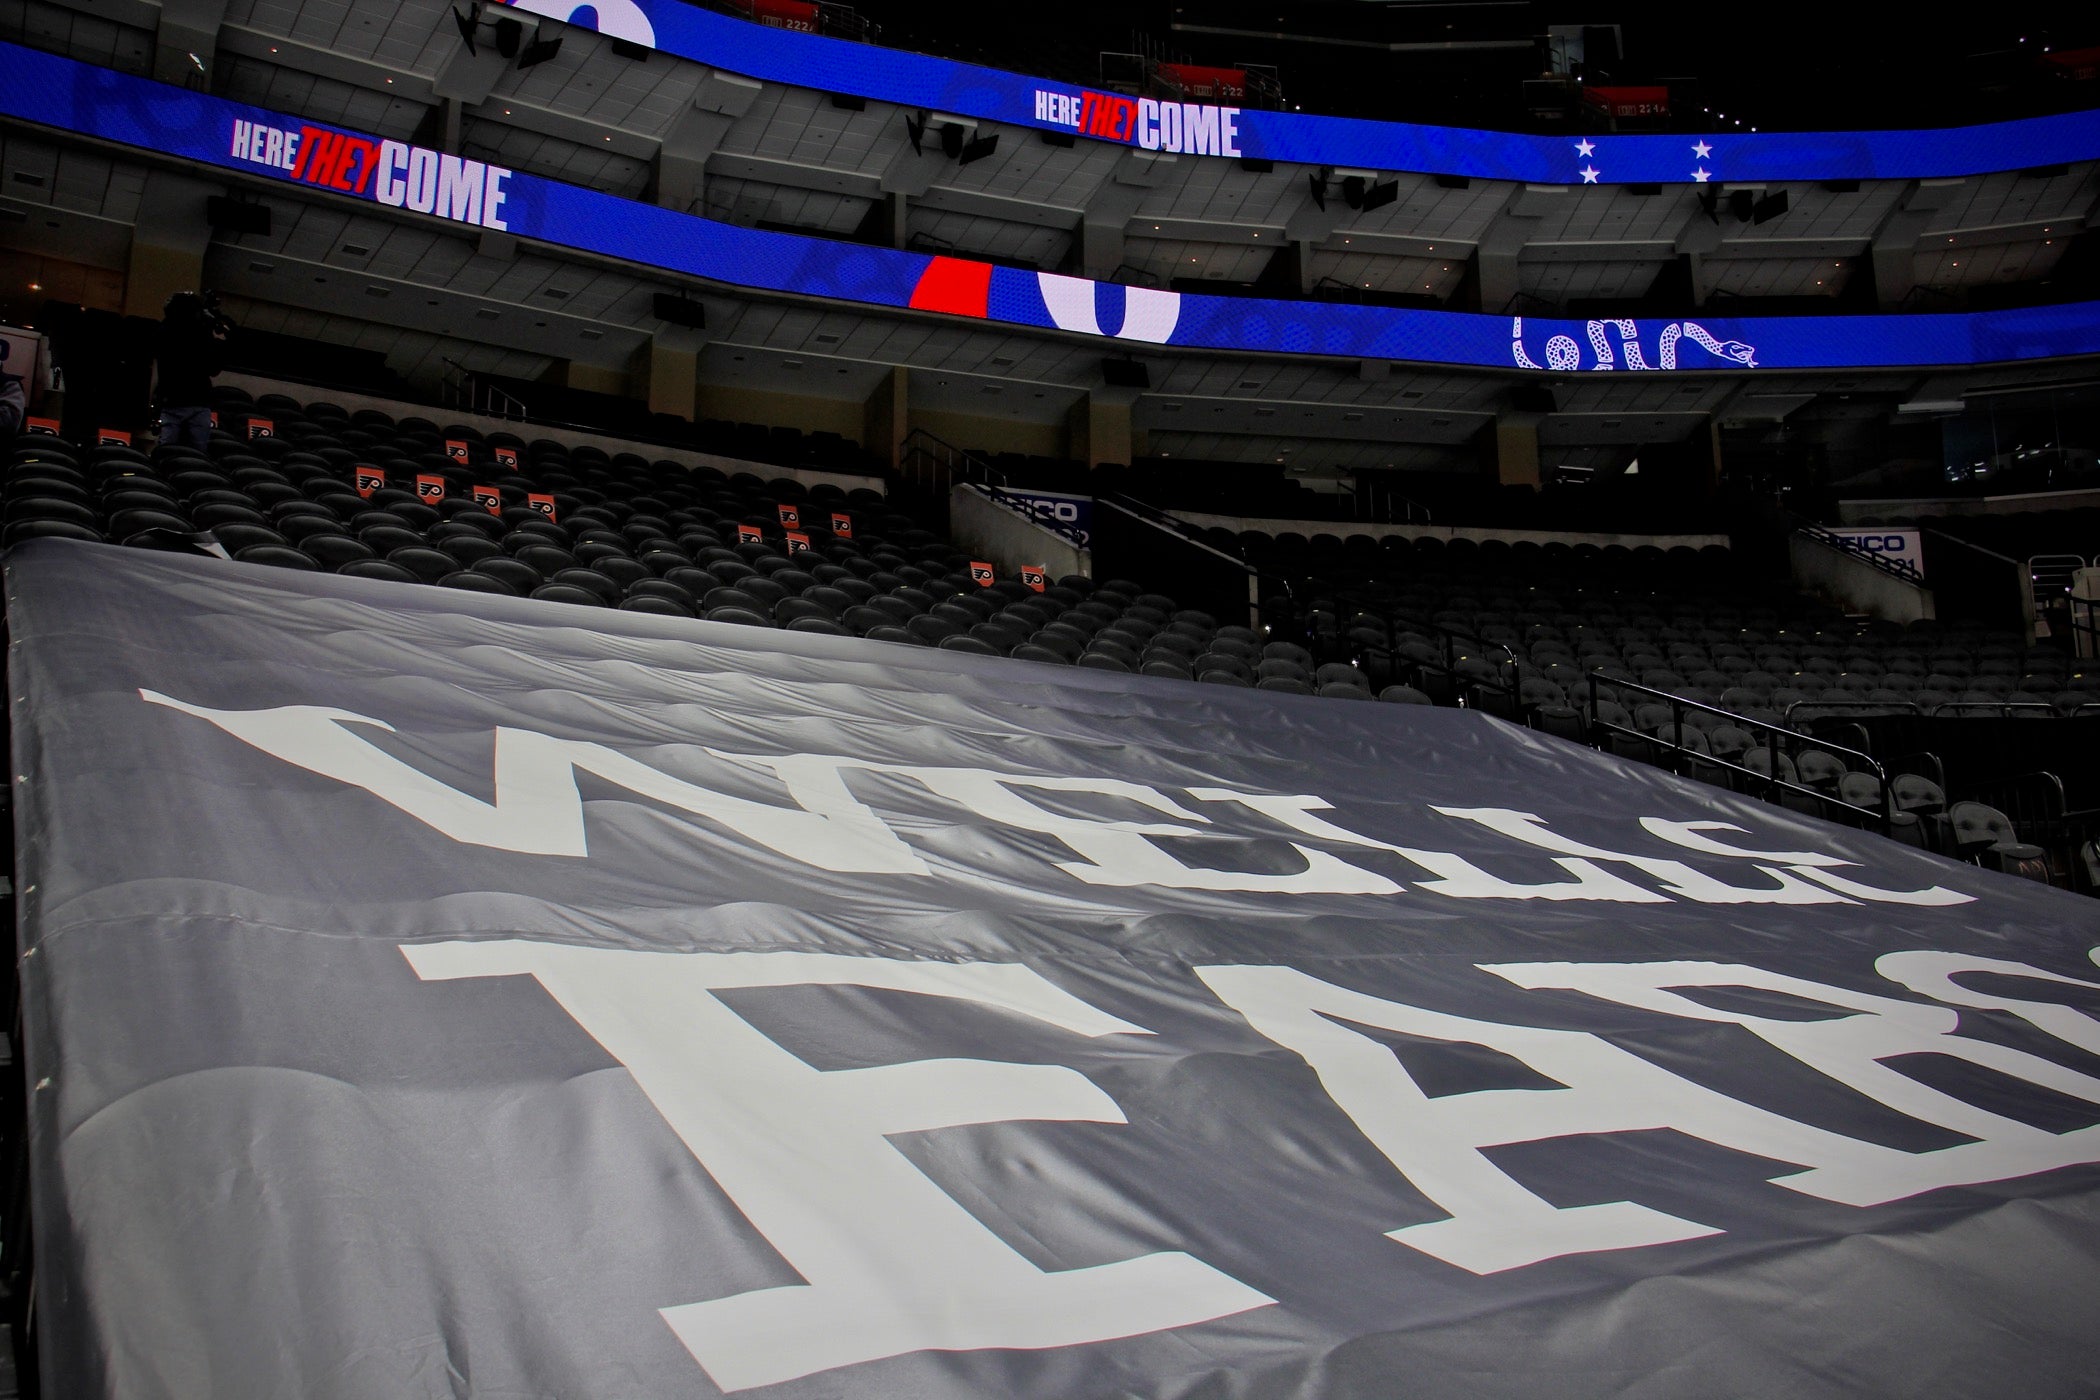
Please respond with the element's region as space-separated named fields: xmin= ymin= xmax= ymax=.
xmin=1102 ymin=358 xmax=1150 ymax=389
xmin=206 ymin=198 xmax=271 ymax=236
xmin=651 ymin=294 xmax=706 ymax=328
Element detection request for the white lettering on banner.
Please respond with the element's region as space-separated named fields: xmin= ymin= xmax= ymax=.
xmin=482 ymin=162 xmax=509 ymax=230
xmin=404 ymin=147 xmax=439 ymax=213
xmin=1185 ymin=103 xmax=1221 ymax=155
xmin=137 ymin=691 xmax=928 ymax=873
xmin=1032 ymin=90 xmax=1082 ymax=128
xmin=1203 ymin=955 xmax=2100 ymax=1273
xmin=374 ymin=140 xmax=408 ymax=205
xmin=1437 ymin=807 xmax=1968 ymax=906
xmin=1158 ymin=102 xmax=1182 ymax=152
xmin=1192 ymin=788 xmax=1668 ymax=902
xmin=1876 ymin=951 xmax=2100 ymax=1055
xmin=140 ymin=692 xmax=1971 ymax=906
xmin=881 ymin=766 xmax=1398 ymax=894
xmin=402 ymin=942 xmax=1273 ymax=1390
xmin=1127 ymin=100 xmax=1240 ymax=155
xmin=436 ymin=155 xmax=485 ymax=225
xmin=1205 ymin=965 xmax=1760 ymax=1272
xmin=1489 ymin=960 xmax=2100 ymax=1206
xmin=365 ymin=142 xmax=509 ymax=230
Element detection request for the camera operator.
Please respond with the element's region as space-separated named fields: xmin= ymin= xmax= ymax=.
xmin=154 ymin=289 xmax=230 ymax=452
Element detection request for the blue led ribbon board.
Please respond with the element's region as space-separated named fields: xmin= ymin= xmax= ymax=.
xmin=500 ymin=0 xmax=2100 ymax=184
xmin=5 ymin=43 xmax=2097 ymax=373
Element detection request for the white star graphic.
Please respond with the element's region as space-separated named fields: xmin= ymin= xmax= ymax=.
xmin=1691 ymin=167 xmax=1711 ymax=183
xmin=1579 ymin=165 xmax=1600 ymax=184
xmin=1575 ymin=139 xmax=1596 ymax=157
xmin=1692 ymin=140 xmax=1713 ymax=159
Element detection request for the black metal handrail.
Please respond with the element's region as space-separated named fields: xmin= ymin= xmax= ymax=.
xmin=2074 ymin=594 xmax=2100 ymax=662
xmin=1780 ymin=696 xmax=1923 ymax=726
xmin=1589 ymin=673 xmax=1896 ymax=834
xmin=1321 ymin=590 xmax=1522 ymax=716
xmin=1924 ymin=700 xmax=2068 ymax=720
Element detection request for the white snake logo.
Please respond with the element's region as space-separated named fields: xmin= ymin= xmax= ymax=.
xmin=1511 ymin=317 xmax=1757 ymax=371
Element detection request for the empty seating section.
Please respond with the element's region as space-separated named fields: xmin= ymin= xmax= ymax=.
xmin=7 ymin=386 xmax=2093 ymax=891
xmin=1229 ymin=524 xmax=2099 ymax=888
xmin=2 ymin=389 xmax=1365 ymax=695
xmin=1230 ymin=527 xmax=2100 ymax=725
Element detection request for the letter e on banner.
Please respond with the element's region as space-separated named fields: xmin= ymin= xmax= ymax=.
xmin=354 ymin=466 xmax=386 ymax=498
xmin=415 ymin=473 xmax=446 ymax=502
xmin=1021 ymin=565 xmax=1047 ymax=592
xmin=246 ymin=417 xmax=273 ymax=440
xmin=736 ymin=523 xmax=764 ymax=546
xmin=527 ymin=492 xmax=557 ymax=521
xmin=493 ymin=445 xmax=519 ymax=469
xmin=472 ymin=485 xmax=502 ymax=514
xmin=98 ymin=428 xmax=131 ymax=447
xmin=785 ymin=530 xmax=810 ymax=552
xmin=444 ymin=438 xmax=470 ymax=463
xmin=829 ymin=511 xmax=853 ymax=538
xmin=776 ymin=503 xmax=800 ymax=528
xmin=970 ymin=560 xmax=995 ymax=586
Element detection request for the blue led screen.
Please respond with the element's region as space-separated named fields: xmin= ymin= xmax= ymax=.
xmin=498 ymin=0 xmax=2100 ymax=185
xmin=5 ymin=43 xmax=2099 ymax=375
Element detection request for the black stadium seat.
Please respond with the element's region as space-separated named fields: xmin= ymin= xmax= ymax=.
xmin=439 ymin=570 xmax=519 ymax=595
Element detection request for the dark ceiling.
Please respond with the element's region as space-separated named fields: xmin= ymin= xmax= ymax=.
xmin=842 ymin=0 xmax=2098 ymax=133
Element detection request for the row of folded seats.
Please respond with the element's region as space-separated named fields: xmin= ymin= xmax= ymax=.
xmin=0 ymin=392 xmax=1408 ymax=700
xmin=1579 ymin=711 xmax=2060 ymax=881
xmin=1292 ymin=616 xmax=2099 ymax=729
xmin=1248 ymin=530 xmax=2093 ymax=722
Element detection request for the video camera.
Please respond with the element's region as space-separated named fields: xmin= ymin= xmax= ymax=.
xmin=198 ymin=288 xmax=235 ymax=336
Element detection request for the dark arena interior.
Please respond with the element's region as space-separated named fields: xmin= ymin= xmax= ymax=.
xmin=1 ymin=1 xmax=2099 ymax=1396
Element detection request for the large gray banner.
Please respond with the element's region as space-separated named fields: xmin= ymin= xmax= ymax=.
xmin=9 ymin=540 xmax=2100 ymax=1399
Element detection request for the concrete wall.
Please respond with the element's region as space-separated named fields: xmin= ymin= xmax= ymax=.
xmin=912 ymin=407 xmax=1067 ymax=460
xmin=563 ymin=361 xmax=631 ymax=398
xmin=1789 ymin=531 xmax=1935 ymax=625
xmin=1838 ymin=486 xmax=2100 ymax=524
xmin=220 ymin=371 xmax=885 ymax=496
xmin=1169 ymin=510 xmax=1730 ymax=552
xmin=950 ymin=484 xmax=1089 ymax=582
xmin=695 ymin=383 xmax=867 ymax=443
